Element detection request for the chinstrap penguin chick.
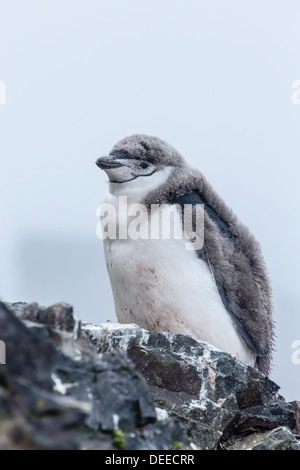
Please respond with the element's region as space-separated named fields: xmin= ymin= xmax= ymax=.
xmin=96 ymin=135 xmax=274 ymax=375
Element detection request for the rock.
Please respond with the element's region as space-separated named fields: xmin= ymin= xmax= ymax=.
xmin=0 ymin=302 xmax=189 ymax=450
xmin=290 ymin=401 xmax=300 ymax=434
xmin=0 ymin=302 xmax=88 ymax=449
xmin=82 ymin=322 xmax=293 ymax=450
xmin=21 ymin=302 xmax=77 ymax=332
xmin=226 ymin=401 xmax=296 ymax=435
xmin=0 ymin=301 xmax=57 ymax=389
xmin=227 ymin=427 xmax=300 ymax=450
xmin=54 ymin=352 xmax=157 ymax=432
xmin=1 ymin=302 xmax=299 ymax=450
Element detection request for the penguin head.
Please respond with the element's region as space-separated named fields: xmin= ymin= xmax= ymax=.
xmin=96 ymin=134 xmax=185 ymax=200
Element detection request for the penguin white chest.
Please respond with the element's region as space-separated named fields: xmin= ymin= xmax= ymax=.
xmin=103 ymin=199 xmax=255 ymax=366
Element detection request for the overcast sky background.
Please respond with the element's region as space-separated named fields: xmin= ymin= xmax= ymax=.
xmin=0 ymin=0 xmax=299 ymax=400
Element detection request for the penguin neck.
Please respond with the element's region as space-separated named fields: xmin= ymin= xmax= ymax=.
xmin=108 ymin=166 xmax=173 ymax=204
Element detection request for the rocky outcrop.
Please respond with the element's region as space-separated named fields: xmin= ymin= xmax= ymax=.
xmin=0 ymin=301 xmax=299 ymax=450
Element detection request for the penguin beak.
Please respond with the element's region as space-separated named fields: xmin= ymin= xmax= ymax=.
xmin=95 ymin=156 xmax=124 ymax=170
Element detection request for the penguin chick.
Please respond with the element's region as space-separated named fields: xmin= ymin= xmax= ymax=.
xmin=96 ymin=135 xmax=274 ymax=375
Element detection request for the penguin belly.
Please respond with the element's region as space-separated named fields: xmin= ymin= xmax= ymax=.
xmin=103 ymin=204 xmax=256 ymax=366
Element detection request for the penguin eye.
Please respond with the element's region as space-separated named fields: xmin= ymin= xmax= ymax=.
xmin=140 ymin=162 xmax=149 ymax=169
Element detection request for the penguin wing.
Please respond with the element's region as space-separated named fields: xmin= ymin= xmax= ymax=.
xmin=167 ymin=190 xmax=261 ymax=356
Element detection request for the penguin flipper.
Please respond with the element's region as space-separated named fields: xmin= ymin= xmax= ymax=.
xmin=167 ymin=190 xmax=262 ymax=357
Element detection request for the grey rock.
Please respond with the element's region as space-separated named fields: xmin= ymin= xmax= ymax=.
xmin=290 ymin=401 xmax=300 ymax=434
xmin=228 ymin=401 xmax=296 ymax=435
xmin=119 ymin=419 xmax=190 ymax=450
xmin=82 ymin=322 xmax=290 ymax=450
xmin=54 ymin=352 xmax=157 ymax=432
xmin=0 ymin=302 xmax=88 ymax=449
xmin=6 ymin=302 xmax=28 ymax=318
xmin=1 ymin=301 xmax=57 ymax=389
xmin=227 ymin=426 xmax=300 ymax=450
xmin=1 ymin=302 xmax=299 ymax=450
xmin=20 ymin=301 xmax=77 ymax=332
xmin=0 ymin=302 xmax=189 ymax=450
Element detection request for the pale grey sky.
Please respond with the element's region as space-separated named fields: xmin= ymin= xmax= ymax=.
xmin=0 ymin=0 xmax=300 ymax=400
